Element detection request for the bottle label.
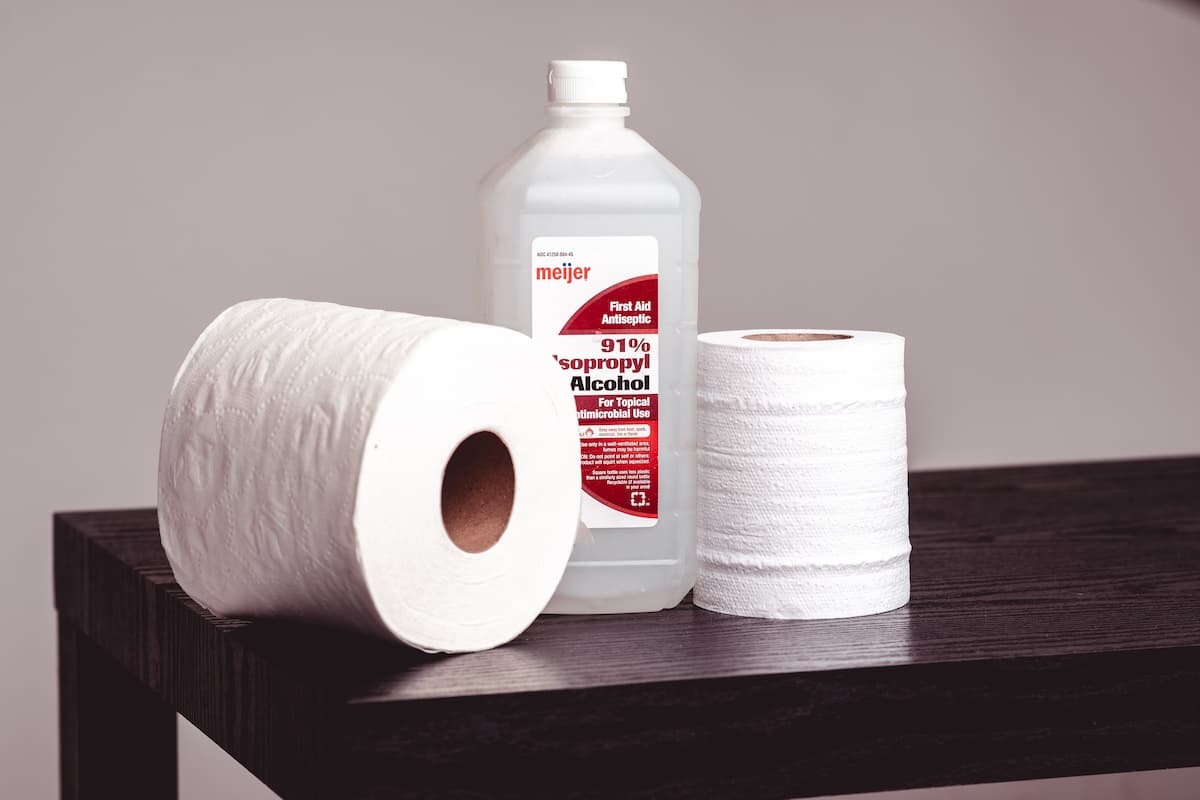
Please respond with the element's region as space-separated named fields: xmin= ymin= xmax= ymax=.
xmin=532 ymin=236 xmax=659 ymax=528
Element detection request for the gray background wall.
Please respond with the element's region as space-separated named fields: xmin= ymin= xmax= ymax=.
xmin=3 ymin=0 xmax=1199 ymax=797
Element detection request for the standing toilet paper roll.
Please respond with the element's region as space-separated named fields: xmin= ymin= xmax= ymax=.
xmin=695 ymin=330 xmax=910 ymax=619
xmin=158 ymin=298 xmax=581 ymax=653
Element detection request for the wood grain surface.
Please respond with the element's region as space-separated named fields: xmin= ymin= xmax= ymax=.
xmin=54 ymin=457 xmax=1200 ymax=799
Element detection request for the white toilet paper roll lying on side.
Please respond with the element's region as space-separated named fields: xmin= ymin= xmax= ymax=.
xmin=695 ymin=330 xmax=910 ymax=620
xmin=158 ymin=298 xmax=581 ymax=653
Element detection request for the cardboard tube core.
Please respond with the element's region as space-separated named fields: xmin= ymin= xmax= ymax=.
xmin=441 ymin=431 xmax=515 ymax=554
xmin=743 ymin=332 xmax=853 ymax=342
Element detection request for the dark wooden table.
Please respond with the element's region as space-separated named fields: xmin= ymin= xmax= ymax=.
xmin=54 ymin=457 xmax=1200 ymax=799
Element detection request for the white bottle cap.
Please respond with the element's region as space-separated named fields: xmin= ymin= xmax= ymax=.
xmin=547 ymin=60 xmax=628 ymax=105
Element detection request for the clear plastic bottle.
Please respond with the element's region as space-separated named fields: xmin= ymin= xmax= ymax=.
xmin=479 ymin=60 xmax=700 ymax=613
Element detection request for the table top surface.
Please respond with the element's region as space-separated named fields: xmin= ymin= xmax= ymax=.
xmin=58 ymin=456 xmax=1200 ymax=703
xmin=52 ymin=456 xmax=1200 ymax=799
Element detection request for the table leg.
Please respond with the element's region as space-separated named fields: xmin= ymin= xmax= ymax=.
xmin=58 ymin=618 xmax=177 ymax=800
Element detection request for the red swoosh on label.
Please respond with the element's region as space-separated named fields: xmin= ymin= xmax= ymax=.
xmin=559 ymin=274 xmax=658 ymax=335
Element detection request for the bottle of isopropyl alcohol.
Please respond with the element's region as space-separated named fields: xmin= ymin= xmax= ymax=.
xmin=480 ymin=60 xmax=700 ymax=613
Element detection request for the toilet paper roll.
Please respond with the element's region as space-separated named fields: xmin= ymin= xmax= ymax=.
xmin=695 ymin=330 xmax=910 ymax=620
xmin=158 ymin=298 xmax=581 ymax=653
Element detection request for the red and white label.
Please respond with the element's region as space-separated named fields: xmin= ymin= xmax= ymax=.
xmin=532 ymin=236 xmax=658 ymax=528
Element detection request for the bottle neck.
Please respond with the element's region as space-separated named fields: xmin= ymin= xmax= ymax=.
xmin=545 ymin=104 xmax=629 ymax=129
